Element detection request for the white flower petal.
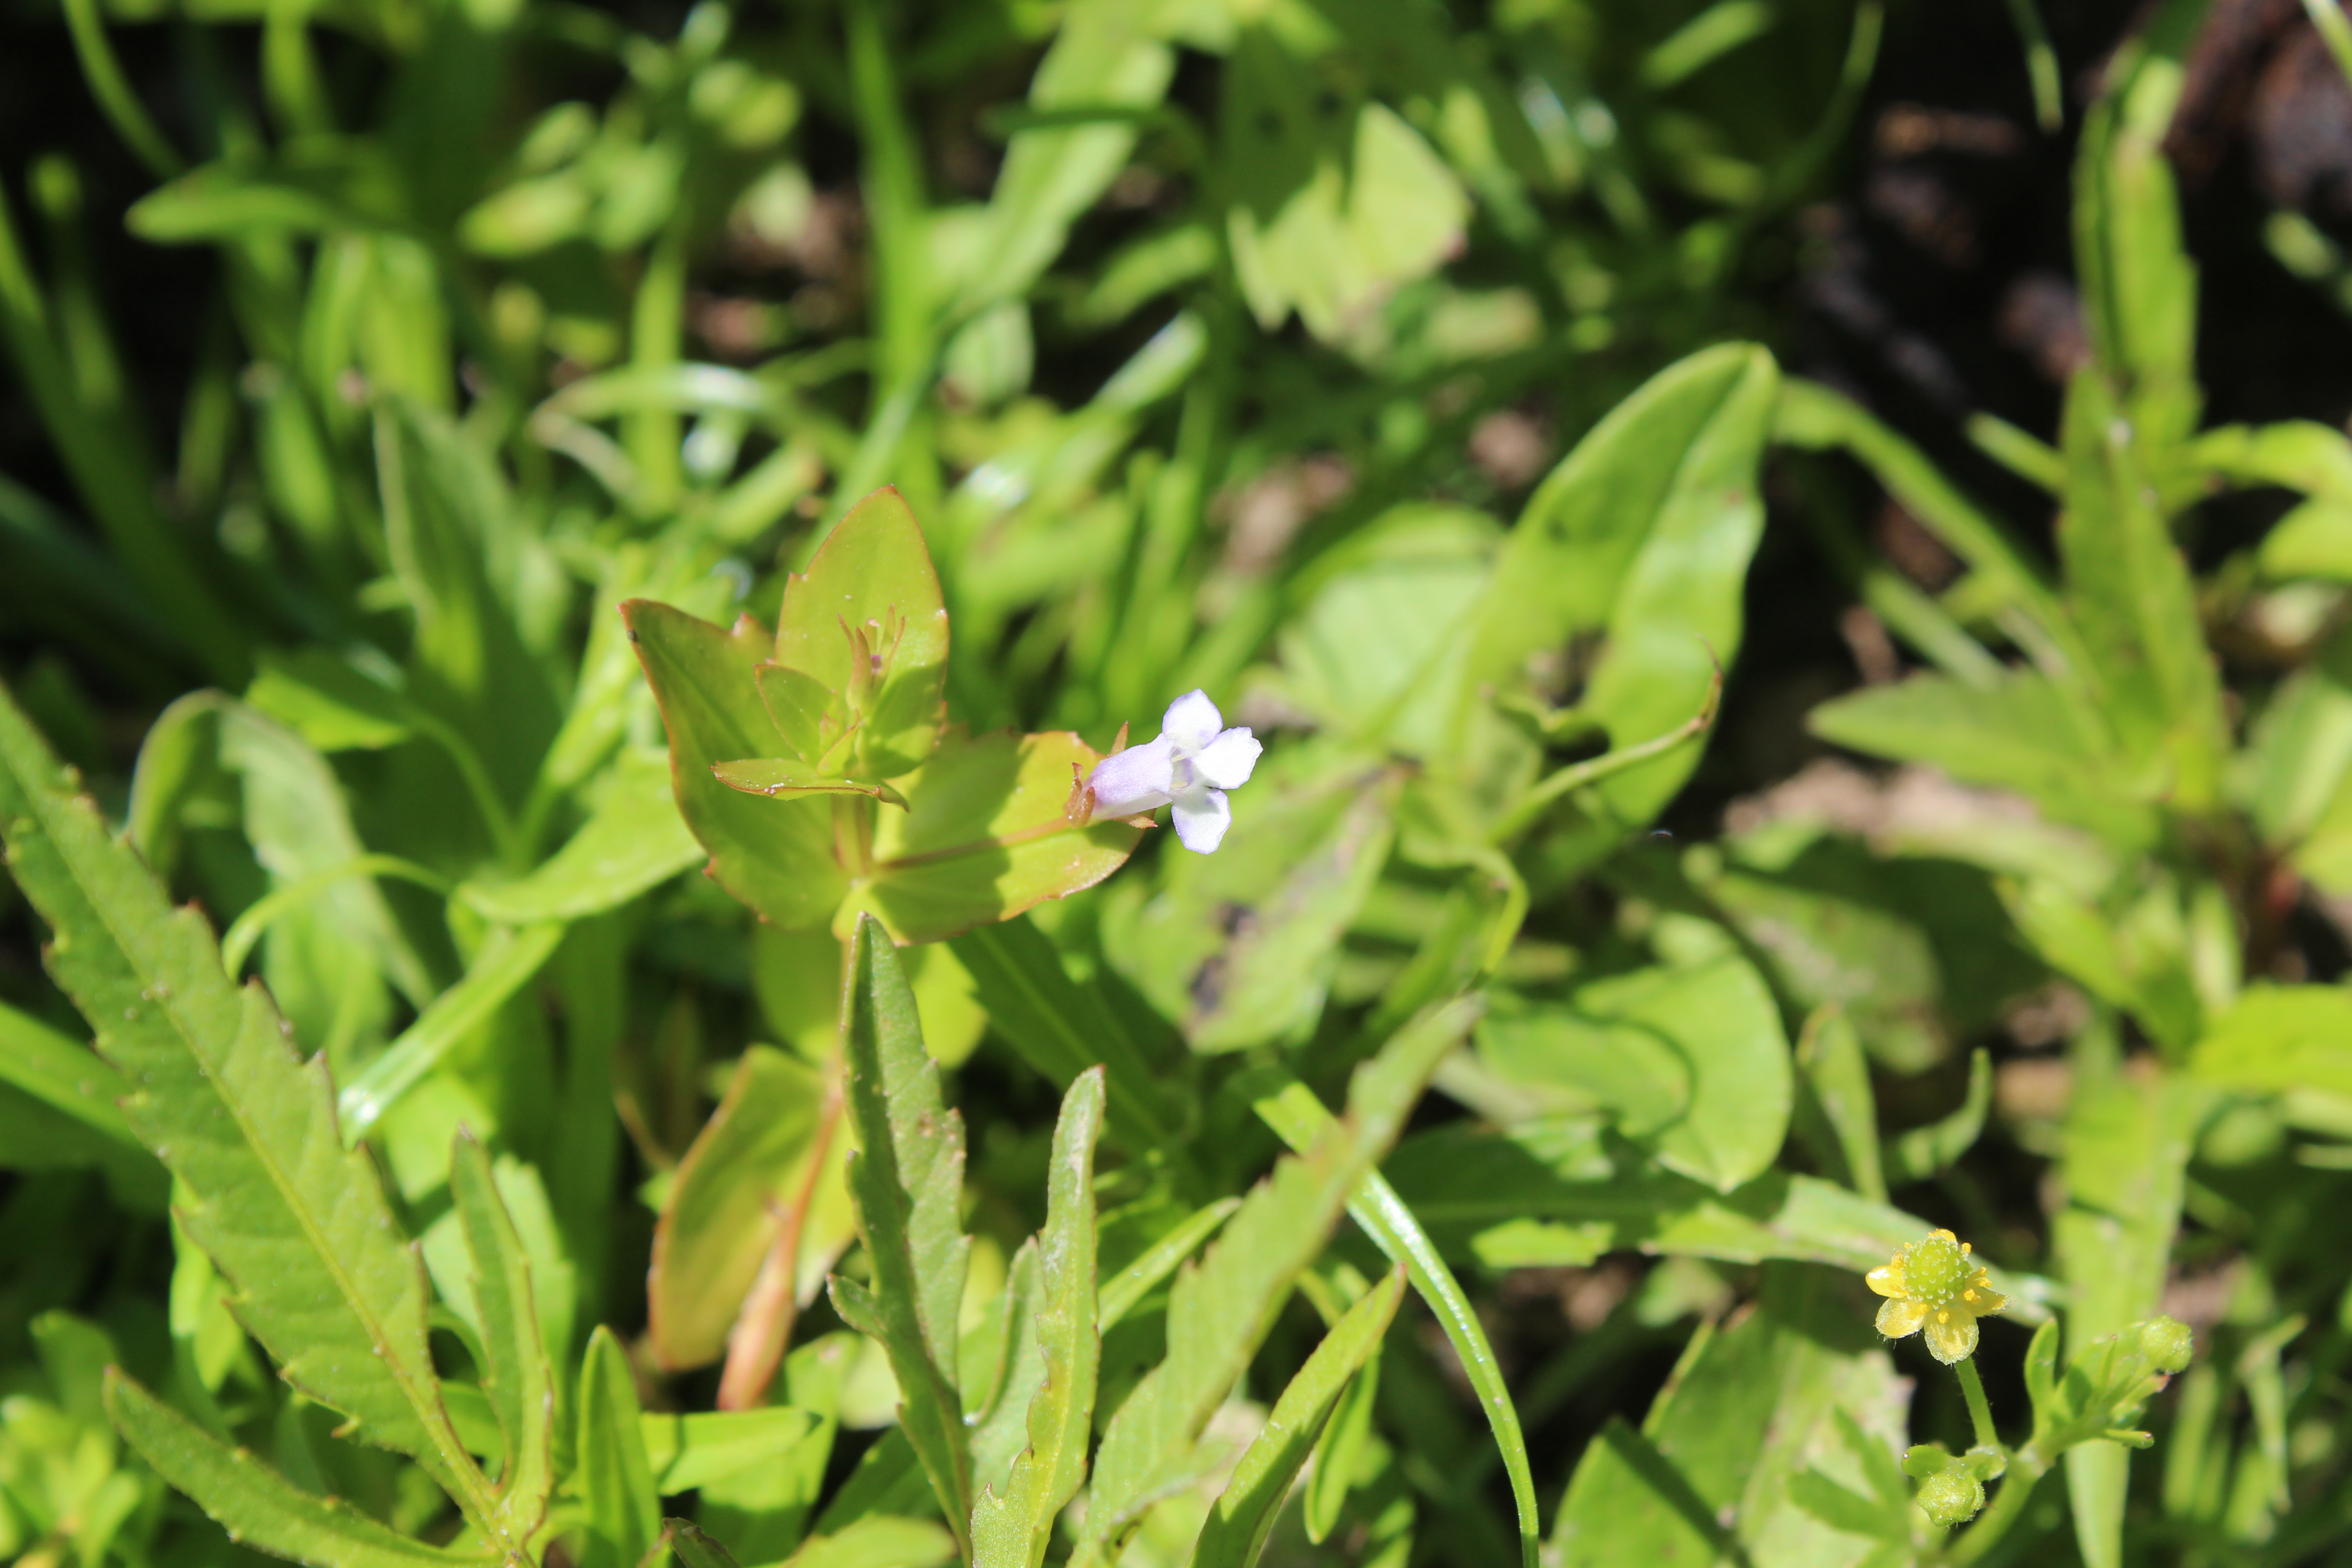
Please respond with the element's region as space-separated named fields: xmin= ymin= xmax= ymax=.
xmin=1088 ymin=735 xmax=1175 ymax=817
xmin=1161 ymin=689 xmax=1224 ymax=754
xmin=1170 ymin=786 xmax=1232 ymax=853
xmin=1193 ymin=727 xmax=1261 ymax=789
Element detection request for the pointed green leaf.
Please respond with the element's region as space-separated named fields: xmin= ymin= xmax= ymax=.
xmin=973 ymin=1068 xmax=1105 ymax=1568
xmin=623 ymin=598 xmax=846 ymax=931
xmin=776 ymin=489 xmax=949 ymax=780
xmin=1073 ymin=1000 xmax=1471 ymax=1566
xmin=1299 ymin=1332 xmax=1379 ymax=1545
xmin=451 ymin=1133 xmax=554 ymax=1542
xmin=663 ymin=1519 xmax=742 ymax=1568
xmin=1881 ymin=1048 xmax=1991 ymax=1186
xmin=828 ymin=914 xmax=973 ymax=1553
xmin=0 ymin=681 xmax=506 ymax=1541
xmin=1793 ymin=1006 xmax=1886 ymax=1204
xmin=105 ymin=1371 xmax=493 ymax=1568
xmin=1192 ymin=1268 xmax=1406 ymax=1568
xmin=579 ymin=1326 xmax=662 ymax=1568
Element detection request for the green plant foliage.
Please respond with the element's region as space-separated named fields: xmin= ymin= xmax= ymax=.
xmin=13 ymin=1 xmax=2352 ymax=1565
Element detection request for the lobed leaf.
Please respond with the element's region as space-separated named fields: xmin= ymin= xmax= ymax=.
xmin=0 ymin=681 xmax=506 ymax=1542
xmin=971 ymin=1069 xmax=1105 ymax=1568
xmin=828 ymin=914 xmax=973 ymax=1553
xmin=105 ymin=1371 xmax=494 ymax=1568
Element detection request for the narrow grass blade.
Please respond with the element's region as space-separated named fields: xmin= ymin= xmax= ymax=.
xmin=1191 ymin=1267 xmax=1406 ymax=1568
xmin=451 ymin=1132 xmax=555 ymax=1541
xmin=580 ymin=1326 xmax=662 ymax=1568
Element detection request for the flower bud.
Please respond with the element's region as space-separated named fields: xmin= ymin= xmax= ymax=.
xmin=2137 ymin=1315 xmax=2193 ymax=1374
xmin=1916 ymin=1468 xmax=1986 ymax=1529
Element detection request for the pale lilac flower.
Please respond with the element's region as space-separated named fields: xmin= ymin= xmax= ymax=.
xmin=1088 ymin=690 xmax=1262 ymax=853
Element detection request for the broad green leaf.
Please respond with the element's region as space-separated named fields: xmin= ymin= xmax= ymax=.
xmin=849 ymin=726 xmax=1143 ymax=944
xmin=783 ymin=1517 xmax=957 ymax=1568
xmin=105 ymin=1371 xmax=491 ymax=1568
xmin=1072 ymin=999 xmax=1469 ymax=1567
xmin=650 ymin=1045 xmax=840 ymax=1370
xmin=1548 ymin=1266 xmax=1911 ymax=1568
xmin=1224 ymin=32 xmax=1467 ymax=342
xmin=1191 ymin=1267 xmax=1406 ymax=1568
xmin=624 ymin=598 xmax=846 ymax=931
xmin=973 ymin=1069 xmax=1105 ymax=1568
xmin=460 ymin=749 xmax=703 ymax=924
xmin=947 ymin=914 xmax=1186 ymax=1153
xmin=1880 ymin=1048 xmax=1990 ymax=1186
xmin=0 ymin=682 xmax=505 ymax=1537
xmin=579 ymin=1326 xmax=662 ymax=1568
xmin=1810 ymin=672 xmax=2159 ymax=851
xmin=1480 ymin=956 xmax=1790 ymax=1193
xmin=451 ymin=1133 xmax=554 ymax=1541
xmin=2191 ymin=984 xmax=2352 ymax=1098
xmin=775 ymin=489 xmax=948 ymax=780
xmin=827 ymin=915 xmax=973 ymax=1554
xmin=642 ymin=1408 xmax=822 ymax=1494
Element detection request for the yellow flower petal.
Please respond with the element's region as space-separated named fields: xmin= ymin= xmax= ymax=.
xmin=1877 ymin=1298 xmax=1930 ymax=1339
xmin=1966 ymin=1288 xmax=2009 ymax=1315
xmin=1925 ymin=1312 xmax=1980 ymax=1365
xmin=1867 ymin=1260 xmax=1908 ymax=1298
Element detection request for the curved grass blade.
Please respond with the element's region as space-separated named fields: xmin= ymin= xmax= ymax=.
xmin=1190 ymin=1267 xmax=1406 ymax=1568
xmin=1247 ymin=1053 xmax=1539 ymax=1568
xmin=1071 ymin=999 xmax=1473 ymax=1568
xmin=0 ymin=682 xmax=509 ymax=1548
xmin=972 ymin=1068 xmax=1104 ymax=1568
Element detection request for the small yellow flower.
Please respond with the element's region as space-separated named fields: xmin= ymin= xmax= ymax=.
xmin=1868 ymin=1229 xmax=2008 ymax=1364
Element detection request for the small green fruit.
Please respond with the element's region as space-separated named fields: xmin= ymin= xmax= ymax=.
xmin=1917 ymin=1468 xmax=1986 ymax=1529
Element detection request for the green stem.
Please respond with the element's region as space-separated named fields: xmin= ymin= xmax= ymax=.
xmin=1947 ymin=1449 xmax=2049 ymax=1565
xmin=2002 ymin=0 xmax=2066 ymax=133
xmin=219 ymin=854 xmax=452 ymax=977
xmin=2303 ymin=0 xmax=2352 ymax=96
xmin=1956 ymin=1357 xmax=2000 ymax=1454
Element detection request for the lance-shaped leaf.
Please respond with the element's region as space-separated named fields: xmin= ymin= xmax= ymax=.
xmin=0 ymin=683 xmax=507 ymax=1542
xmin=1070 ymin=1000 xmax=1471 ymax=1567
xmin=972 ymin=1068 xmax=1105 ymax=1568
xmin=105 ymin=1371 xmax=494 ymax=1568
xmin=775 ymin=487 xmax=949 ymax=780
xmin=451 ymin=1132 xmax=554 ymax=1541
xmin=663 ymin=1519 xmax=744 ymax=1568
xmin=826 ymin=915 xmax=973 ymax=1553
xmin=623 ymin=598 xmax=846 ymax=931
xmin=579 ymin=1326 xmax=662 ymax=1568
xmin=1191 ymin=1266 xmax=1407 ymax=1568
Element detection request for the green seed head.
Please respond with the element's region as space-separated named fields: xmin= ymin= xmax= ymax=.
xmin=1906 ymin=1234 xmax=1967 ymax=1302
xmin=1917 ymin=1468 xmax=1986 ymax=1529
xmin=2138 ymin=1315 xmax=2194 ymax=1374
